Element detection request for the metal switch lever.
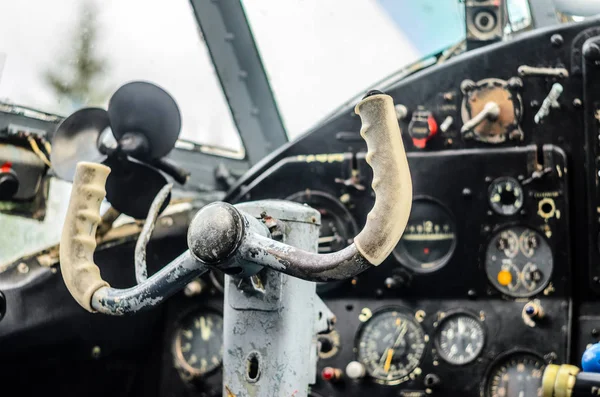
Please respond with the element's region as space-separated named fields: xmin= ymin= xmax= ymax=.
xmin=461 ymin=101 xmax=501 ymax=133
xmin=535 ymin=83 xmax=563 ymax=124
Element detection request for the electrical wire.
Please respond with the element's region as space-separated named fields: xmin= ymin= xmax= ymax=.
xmin=134 ymin=183 xmax=173 ymax=284
xmin=43 ymin=141 xmax=52 ymax=154
xmin=27 ymin=136 xmax=52 ymax=168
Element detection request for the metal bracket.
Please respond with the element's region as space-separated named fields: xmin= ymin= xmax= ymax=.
xmin=227 ymin=270 xmax=283 ymax=311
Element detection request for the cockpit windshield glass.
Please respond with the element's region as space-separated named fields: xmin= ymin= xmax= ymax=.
xmin=0 ymin=0 xmax=243 ymax=152
xmin=242 ymin=0 xmax=466 ymax=139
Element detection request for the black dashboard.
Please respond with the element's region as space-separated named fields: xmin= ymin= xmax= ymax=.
xmin=4 ymin=16 xmax=600 ymax=397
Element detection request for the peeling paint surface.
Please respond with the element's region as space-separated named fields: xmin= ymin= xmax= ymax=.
xmin=223 ymin=200 xmax=322 ymax=396
xmin=91 ymin=250 xmax=208 ymax=315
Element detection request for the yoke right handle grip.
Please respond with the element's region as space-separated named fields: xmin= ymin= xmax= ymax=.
xmin=353 ymin=93 xmax=413 ymax=265
xmin=60 ymin=162 xmax=111 ymax=312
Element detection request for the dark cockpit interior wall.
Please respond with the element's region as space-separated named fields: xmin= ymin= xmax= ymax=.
xmin=3 ymin=4 xmax=600 ymax=397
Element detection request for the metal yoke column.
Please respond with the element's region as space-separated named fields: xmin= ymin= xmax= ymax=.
xmin=222 ymin=200 xmax=321 ymax=397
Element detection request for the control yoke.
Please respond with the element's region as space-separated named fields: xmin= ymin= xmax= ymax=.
xmin=59 ymin=92 xmax=412 ymax=315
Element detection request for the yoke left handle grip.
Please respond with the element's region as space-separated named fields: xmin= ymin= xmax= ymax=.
xmin=60 ymin=162 xmax=111 ymax=312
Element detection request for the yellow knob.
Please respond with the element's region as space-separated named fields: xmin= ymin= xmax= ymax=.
xmin=497 ymin=270 xmax=512 ymax=286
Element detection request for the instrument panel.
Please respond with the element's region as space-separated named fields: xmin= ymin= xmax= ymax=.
xmin=216 ymin=143 xmax=569 ymax=396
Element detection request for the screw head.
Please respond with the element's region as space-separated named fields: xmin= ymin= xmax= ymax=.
xmin=17 ymin=263 xmax=29 ymax=274
xmin=550 ymin=34 xmax=564 ymax=47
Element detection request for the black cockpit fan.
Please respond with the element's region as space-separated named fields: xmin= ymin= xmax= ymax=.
xmin=51 ymin=81 xmax=188 ymax=219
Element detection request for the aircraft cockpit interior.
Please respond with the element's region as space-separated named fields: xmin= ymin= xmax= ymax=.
xmin=3 ymin=1 xmax=600 ymax=396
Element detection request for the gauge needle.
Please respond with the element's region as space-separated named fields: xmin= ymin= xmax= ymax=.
xmin=458 ymin=318 xmax=465 ymax=335
xmin=384 ymin=348 xmax=394 ymax=373
xmin=393 ymin=323 xmax=408 ymax=348
xmin=200 ymin=317 xmax=211 ymax=341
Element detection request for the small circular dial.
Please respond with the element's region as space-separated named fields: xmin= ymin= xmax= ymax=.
xmin=488 ymin=177 xmax=523 ymax=215
xmin=485 ymin=226 xmax=553 ymax=298
xmin=173 ymin=310 xmax=223 ymax=380
xmin=435 ymin=313 xmax=485 ymax=365
xmin=519 ymin=229 xmax=539 ymax=257
xmin=496 ymin=229 xmax=519 ymax=258
xmin=393 ymin=199 xmax=457 ymax=273
xmin=484 ymin=353 xmax=545 ymax=397
xmin=356 ymin=309 xmax=426 ymax=384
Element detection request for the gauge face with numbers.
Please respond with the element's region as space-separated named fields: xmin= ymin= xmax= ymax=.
xmin=484 ymin=353 xmax=545 ymax=397
xmin=488 ymin=177 xmax=524 ymax=216
xmin=356 ymin=309 xmax=426 ymax=384
xmin=434 ymin=313 xmax=485 ymax=365
xmin=173 ymin=310 xmax=223 ymax=379
xmin=393 ymin=198 xmax=457 ymax=273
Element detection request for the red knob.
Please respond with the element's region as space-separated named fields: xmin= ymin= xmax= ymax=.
xmin=321 ymin=367 xmax=342 ymax=382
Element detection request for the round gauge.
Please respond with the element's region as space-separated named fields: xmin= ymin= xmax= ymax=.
xmin=287 ymin=190 xmax=358 ymax=254
xmin=434 ymin=313 xmax=485 ymax=365
xmin=484 ymin=352 xmax=545 ymax=397
xmin=485 ymin=226 xmax=553 ymax=298
xmin=488 ymin=177 xmax=524 ymax=216
xmin=356 ymin=308 xmax=426 ymax=384
xmin=393 ymin=199 xmax=457 ymax=273
xmin=173 ymin=310 xmax=223 ymax=379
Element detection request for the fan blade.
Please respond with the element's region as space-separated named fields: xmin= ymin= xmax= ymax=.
xmin=108 ymin=81 xmax=181 ymax=160
xmin=51 ymin=108 xmax=111 ymax=181
xmin=104 ymin=157 xmax=171 ymax=219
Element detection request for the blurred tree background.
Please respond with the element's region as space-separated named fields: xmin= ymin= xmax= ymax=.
xmin=43 ymin=0 xmax=110 ymax=111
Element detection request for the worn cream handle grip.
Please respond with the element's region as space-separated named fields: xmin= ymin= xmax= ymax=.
xmin=353 ymin=93 xmax=413 ymax=265
xmin=60 ymin=162 xmax=111 ymax=312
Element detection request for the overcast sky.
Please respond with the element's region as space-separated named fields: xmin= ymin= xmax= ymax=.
xmin=0 ymin=0 xmax=425 ymax=153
